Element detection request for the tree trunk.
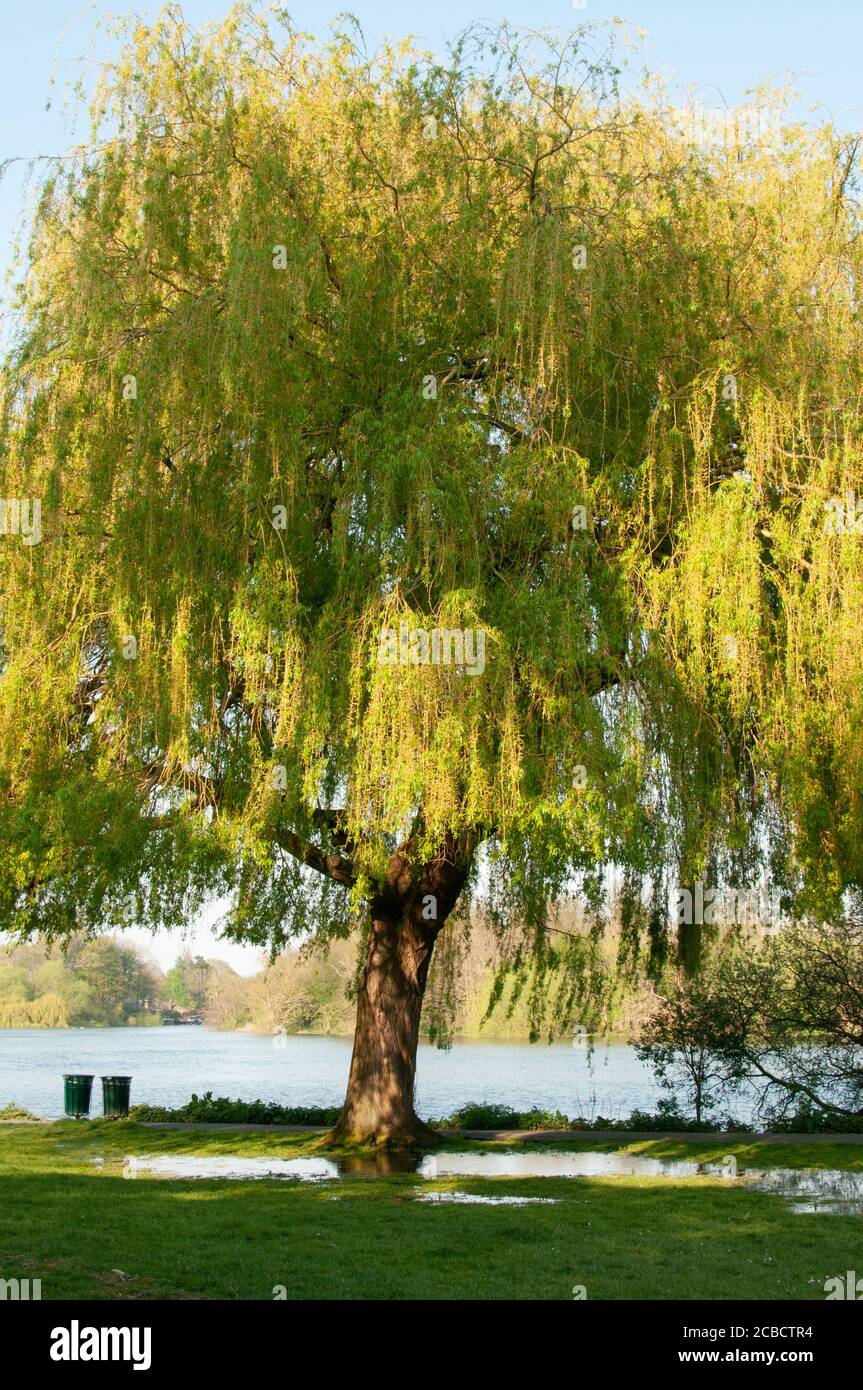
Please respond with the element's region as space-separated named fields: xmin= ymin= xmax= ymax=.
xmin=329 ymin=909 xmax=440 ymax=1146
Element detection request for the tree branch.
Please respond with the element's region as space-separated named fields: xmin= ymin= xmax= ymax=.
xmin=272 ymin=825 xmax=358 ymax=889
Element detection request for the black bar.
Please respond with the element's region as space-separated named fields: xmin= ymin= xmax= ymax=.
xmin=5 ymin=1297 xmax=858 ymax=1375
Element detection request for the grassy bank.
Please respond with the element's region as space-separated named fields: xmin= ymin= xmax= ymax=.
xmin=0 ymin=1122 xmax=861 ymax=1300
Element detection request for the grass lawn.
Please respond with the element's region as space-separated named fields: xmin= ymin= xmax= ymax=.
xmin=1 ymin=1122 xmax=861 ymax=1300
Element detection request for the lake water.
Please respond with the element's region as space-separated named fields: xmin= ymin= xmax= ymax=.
xmin=0 ymin=1028 xmax=671 ymax=1121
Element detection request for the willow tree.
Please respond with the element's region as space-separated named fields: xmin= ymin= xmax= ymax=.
xmin=1 ymin=7 xmax=862 ymax=1142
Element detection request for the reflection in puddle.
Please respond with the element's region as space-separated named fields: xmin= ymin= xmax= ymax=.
xmin=789 ymin=1202 xmax=861 ymax=1215
xmin=339 ymin=1153 xmax=419 ymax=1177
xmin=418 ymin=1192 xmax=559 ymax=1207
xmin=123 ymin=1155 xmax=339 ymax=1182
xmin=750 ymin=1167 xmax=863 ymax=1214
xmin=417 ymin=1152 xmax=737 ymax=1180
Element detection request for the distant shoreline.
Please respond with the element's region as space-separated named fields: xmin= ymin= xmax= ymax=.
xmin=0 ymin=1021 xmax=628 ymax=1042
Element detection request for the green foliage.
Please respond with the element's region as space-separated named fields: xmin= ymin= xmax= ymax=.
xmin=636 ymin=903 xmax=863 ymax=1119
xmin=163 ymin=964 xmax=193 ymax=1009
xmin=635 ymin=966 xmax=733 ymax=1121
xmin=0 ymin=7 xmax=861 ymax=1035
xmin=0 ymin=1102 xmax=39 ymax=1120
xmin=129 ymin=1092 xmax=341 ymax=1126
xmin=764 ymin=1103 xmax=863 ymax=1134
xmin=0 ymin=934 xmax=161 ymax=1025
xmin=432 ymin=1102 xmax=574 ymax=1130
xmin=433 ymin=1098 xmax=755 ymax=1132
xmin=0 ymin=992 xmax=68 ymax=1027
xmin=122 ymin=1091 xmax=863 ymax=1132
xmin=614 ymin=1100 xmax=748 ymax=1134
xmin=0 ymin=965 xmax=33 ymax=1001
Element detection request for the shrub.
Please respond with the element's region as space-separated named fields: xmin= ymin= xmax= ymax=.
xmin=435 ymin=1102 xmax=523 ymax=1130
xmin=128 ymin=1093 xmax=342 ymax=1126
xmin=0 ymin=1102 xmax=40 ymax=1120
xmin=125 ymin=1093 xmax=854 ymax=1133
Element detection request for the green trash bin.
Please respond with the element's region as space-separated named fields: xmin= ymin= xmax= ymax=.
xmin=64 ymin=1074 xmax=94 ymax=1119
xmin=101 ymin=1075 xmax=132 ymax=1118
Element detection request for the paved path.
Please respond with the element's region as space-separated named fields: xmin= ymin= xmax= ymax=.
xmin=139 ymin=1122 xmax=863 ymax=1143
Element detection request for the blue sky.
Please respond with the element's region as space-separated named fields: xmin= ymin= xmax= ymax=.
xmin=2 ymin=0 xmax=862 ymax=294
xmin=2 ymin=0 xmax=860 ymax=971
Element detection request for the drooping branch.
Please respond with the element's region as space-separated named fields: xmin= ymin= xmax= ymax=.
xmin=271 ymin=826 xmax=358 ymax=890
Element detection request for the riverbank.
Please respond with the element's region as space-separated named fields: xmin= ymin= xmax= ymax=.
xmin=1 ymin=1121 xmax=860 ymax=1300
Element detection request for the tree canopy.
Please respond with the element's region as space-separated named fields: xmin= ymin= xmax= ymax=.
xmin=1 ymin=6 xmax=861 ymax=1075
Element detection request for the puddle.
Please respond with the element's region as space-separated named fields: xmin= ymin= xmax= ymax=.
xmin=119 ymin=1153 xmax=418 ymax=1181
xmin=109 ymin=1150 xmax=863 ymax=1213
xmin=418 ymin=1153 xmax=863 ymax=1213
xmin=416 ymin=1152 xmax=740 ymax=1180
xmin=122 ymin=1155 xmax=339 ymax=1182
xmin=748 ymin=1167 xmax=863 ymax=1215
xmin=418 ymin=1192 xmax=559 ymax=1207
xmin=112 ymin=1150 xmax=721 ymax=1184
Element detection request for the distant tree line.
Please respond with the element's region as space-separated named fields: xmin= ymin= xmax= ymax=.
xmin=0 ymin=901 xmax=645 ymax=1035
xmin=0 ymin=937 xmax=214 ymax=1027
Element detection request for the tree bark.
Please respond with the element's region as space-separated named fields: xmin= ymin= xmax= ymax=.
xmin=324 ymin=827 xmax=476 ymax=1146
xmin=329 ymin=908 xmax=441 ymax=1146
